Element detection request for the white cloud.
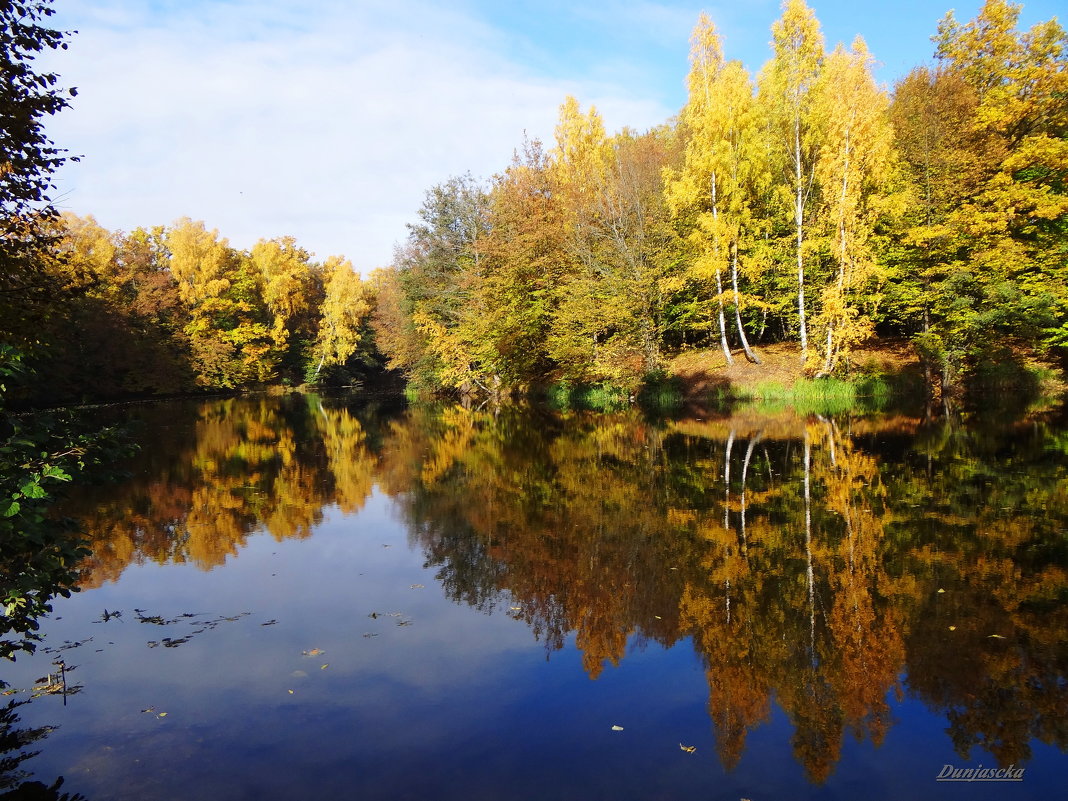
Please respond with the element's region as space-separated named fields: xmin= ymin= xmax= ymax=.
xmin=40 ymin=0 xmax=671 ymax=271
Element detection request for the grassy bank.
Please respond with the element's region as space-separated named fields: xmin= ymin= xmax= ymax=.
xmin=415 ymin=339 xmax=1065 ymax=417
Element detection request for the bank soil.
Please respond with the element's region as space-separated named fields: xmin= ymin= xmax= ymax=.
xmin=666 ymin=339 xmax=924 ymax=398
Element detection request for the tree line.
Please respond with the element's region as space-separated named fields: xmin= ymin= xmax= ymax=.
xmin=1 ymin=0 xmax=1064 ymax=405
xmin=13 ymin=213 xmax=380 ymax=401
xmin=373 ymin=0 xmax=1067 ymax=398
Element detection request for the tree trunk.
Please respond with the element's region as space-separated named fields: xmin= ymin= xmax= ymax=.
xmin=711 ymin=172 xmax=733 ymax=366
xmin=819 ymin=129 xmax=852 ymax=379
xmin=731 ymin=240 xmax=760 ymax=364
xmin=795 ymin=115 xmax=808 ymax=363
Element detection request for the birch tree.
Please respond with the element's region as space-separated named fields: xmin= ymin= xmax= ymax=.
xmin=665 ymin=15 xmax=734 ymax=365
xmin=715 ymin=61 xmax=764 ymax=365
xmin=758 ymin=0 xmax=825 ymax=363
xmin=811 ymin=38 xmax=894 ymax=375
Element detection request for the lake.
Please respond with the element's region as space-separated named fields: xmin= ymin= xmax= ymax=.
xmin=2 ymin=393 xmax=1067 ymax=800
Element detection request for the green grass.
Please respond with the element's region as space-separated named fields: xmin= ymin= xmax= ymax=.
xmin=545 ymin=381 xmax=630 ymax=412
xmin=737 ymin=376 xmax=897 ymax=415
xmin=544 ymin=374 xmax=689 ymax=414
xmin=636 ymin=375 xmax=686 ymax=412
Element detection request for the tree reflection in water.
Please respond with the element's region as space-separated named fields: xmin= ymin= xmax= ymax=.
xmin=56 ymin=396 xmax=1068 ymax=783
xmin=0 ymin=699 xmax=84 ymax=800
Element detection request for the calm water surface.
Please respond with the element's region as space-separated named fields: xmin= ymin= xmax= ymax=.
xmin=3 ymin=394 xmax=1067 ymax=800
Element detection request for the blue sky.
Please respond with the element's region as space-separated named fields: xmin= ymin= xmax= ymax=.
xmin=40 ymin=0 xmax=1064 ymax=273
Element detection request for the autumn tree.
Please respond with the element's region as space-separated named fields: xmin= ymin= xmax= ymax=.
xmin=550 ymin=98 xmax=679 ymax=387
xmin=810 ymin=38 xmax=895 ymax=375
xmin=758 ymin=0 xmax=825 ymax=363
xmin=546 ymin=98 xmax=616 ymax=380
xmin=552 ymin=95 xmax=611 ymax=271
xmin=369 ymin=265 xmax=421 ymax=375
xmin=933 ymin=0 xmax=1068 ymax=354
xmin=595 ymin=128 xmax=680 ymax=376
xmin=311 ymin=256 xmax=371 ymax=382
xmin=391 ymin=173 xmax=493 ymax=392
xmin=477 ymin=140 xmax=565 ymax=388
xmin=166 ymin=218 xmax=276 ymax=387
xmin=667 ymin=15 xmax=762 ymax=365
xmin=109 ymin=224 xmax=191 ymax=389
xmin=888 ymin=0 xmax=1067 ymax=393
xmin=249 ymin=236 xmax=323 ymax=379
xmin=887 ymin=67 xmax=986 ymax=395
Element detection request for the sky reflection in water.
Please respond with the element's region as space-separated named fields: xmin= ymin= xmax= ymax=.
xmin=2 ymin=394 xmax=1067 ymax=800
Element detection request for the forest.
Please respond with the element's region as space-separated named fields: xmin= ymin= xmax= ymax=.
xmin=1 ymin=0 xmax=1066 ymax=406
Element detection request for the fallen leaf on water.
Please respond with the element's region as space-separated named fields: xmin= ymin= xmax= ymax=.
xmin=320 ymin=664 xmax=329 ymax=670
xmin=611 ymin=725 xmax=624 ymax=731
xmin=509 ymin=606 xmax=522 ymax=611
xmin=937 ymin=588 xmax=945 ymax=594
xmin=988 ymin=634 xmax=1005 ymax=639
xmin=948 ymin=626 xmax=956 ymax=631
xmin=287 ymin=689 xmax=294 ymax=694
xmin=158 ymin=712 xmax=167 ymax=717
xmin=679 ymin=743 xmax=696 ymax=754
xmin=654 ymin=615 xmax=662 ymax=620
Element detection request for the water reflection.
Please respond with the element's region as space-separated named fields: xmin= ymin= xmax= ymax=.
xmin=0 ymin=699 xmax=83 ymax=800
xmin=68 ymin=395 xmax=383 ymax=581
xmin=55 ymin=396 xmax=1068 ymax=785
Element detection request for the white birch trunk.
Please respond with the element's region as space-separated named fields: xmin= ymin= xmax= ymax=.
xmin=711 ymin=172 xmax=733 ymax=365
xmin=731 ymin=240 xmax=761 ymax=364
xmin=795 ymin=114 xmax=808 ymax=363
